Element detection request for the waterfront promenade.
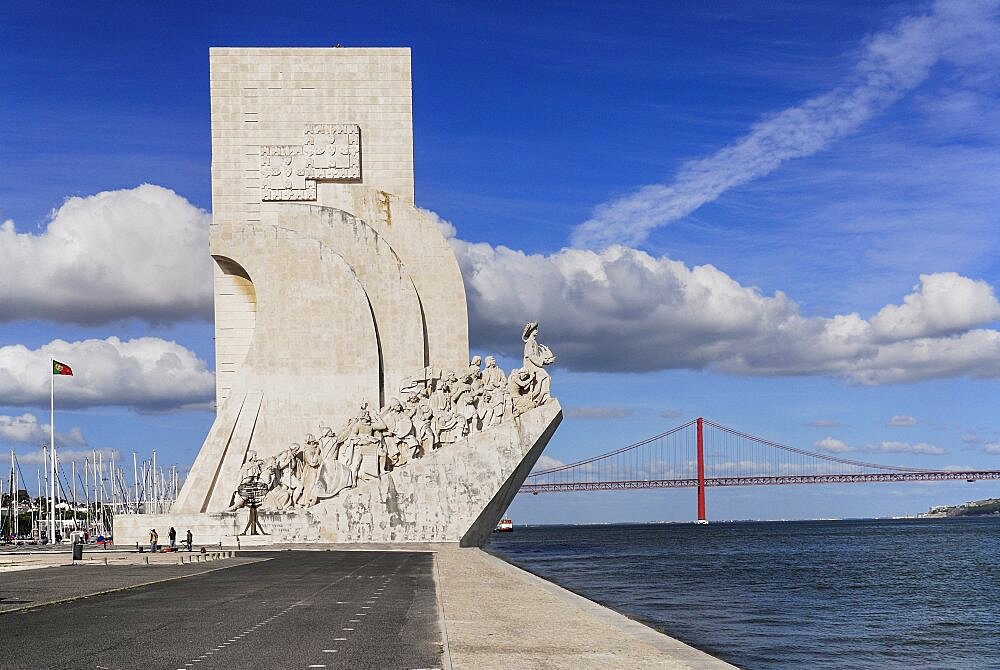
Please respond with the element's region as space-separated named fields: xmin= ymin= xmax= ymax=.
xmin=0 ymin=545 xmax=734 ymax=669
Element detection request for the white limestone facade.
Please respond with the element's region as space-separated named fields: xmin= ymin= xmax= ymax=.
xmin=149 ymin=47 xmax=561 ymax=547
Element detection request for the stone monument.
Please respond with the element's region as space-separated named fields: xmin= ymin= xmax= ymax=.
xmin=115 ymin=47 xmax=561 ymax=547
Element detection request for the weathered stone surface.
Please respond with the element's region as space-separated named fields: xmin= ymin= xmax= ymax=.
xmin=146 ymin=46 xmax=560 ymax=547
xmin=117 ymin=401 xmax=561 ymax=546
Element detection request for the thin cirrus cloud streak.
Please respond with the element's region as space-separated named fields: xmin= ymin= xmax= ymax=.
xmin=571 ymin=0 xmax=1000 ymax=249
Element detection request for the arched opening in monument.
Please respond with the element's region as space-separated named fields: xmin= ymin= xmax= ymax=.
xmin=212 ymin=255 xmax=257 ymax=408
xmin=364 ymin=292 xmax=386 ymax=408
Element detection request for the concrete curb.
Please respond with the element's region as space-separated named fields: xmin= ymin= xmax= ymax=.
xmin=431 ymin=553 xmax=455 ymax=670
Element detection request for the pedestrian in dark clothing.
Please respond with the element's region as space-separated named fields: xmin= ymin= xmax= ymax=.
xmin=168 ymin=527 xmax=177 ymax=550
xmin=186 ymin=529 xmax=193 ymax=551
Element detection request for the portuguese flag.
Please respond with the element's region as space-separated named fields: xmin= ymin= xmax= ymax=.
xmin=52 ymin=360 xmax=73 ymax=376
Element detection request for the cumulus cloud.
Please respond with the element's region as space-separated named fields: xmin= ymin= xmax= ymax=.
xmin=0 ymin=337 xmax=214 ymax=411
xmin=531 ymin=455 xmax=566 ymax=472
xmin=984 ymin=442 xmax=1000 ymax=454
xmin=565 ymin=406 xmax=634 ymax=419
xmin=0 ymin=184 xmax=213 ymax=324
xmin=451 ymin=233 xmax=1000 ymax=383
xmin=815 ymin=436 xmax=945 ymax=455
xmin=16 ymin=447 xmax=119 ymax=467
xmin=870 ymin=273 xmax=1000 ymax=341
xmin=0 ymin=413 xmax=86 ymax=447
xmin=962 ymin=433 xmax=981 ymax=444
xmin=815 ymin=437 xmax=852 ymax=453
xmin=888 ymin=415 xmax=918 ymax=427
xmin=571 ymin=0 xmax=1000 ymax=248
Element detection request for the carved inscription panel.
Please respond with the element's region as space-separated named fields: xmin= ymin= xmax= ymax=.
xmin=260 ymin=124 xmax=361 ymax=201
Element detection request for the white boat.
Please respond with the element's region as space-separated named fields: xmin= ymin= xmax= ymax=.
xmin=495 ymin=518 xmax=513 ymax=532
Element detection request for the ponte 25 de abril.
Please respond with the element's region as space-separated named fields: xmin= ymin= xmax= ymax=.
xmin=116 ymin=47 xmax=562 ymax=547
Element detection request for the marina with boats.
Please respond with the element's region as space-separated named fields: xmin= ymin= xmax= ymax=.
xmin=1 ymin=447 xmax=181 ymax=546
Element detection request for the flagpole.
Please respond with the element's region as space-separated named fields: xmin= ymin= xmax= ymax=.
xmin=50 ymin=360 xmax=56 ymax=544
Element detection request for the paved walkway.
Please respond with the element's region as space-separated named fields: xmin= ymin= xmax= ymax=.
xmin=0 ymin=551 xmax=441 ymax=669
xmin=435 ymin=546 xmax=736 ymax=669
xmin=0 ymin=545 xmax=735 ymax=669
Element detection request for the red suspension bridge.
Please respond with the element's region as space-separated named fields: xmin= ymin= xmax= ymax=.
xmin=521 ymin=417 xmax=1000 ymax=522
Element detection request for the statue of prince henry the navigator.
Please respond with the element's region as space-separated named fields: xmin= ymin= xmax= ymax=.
xmin=116 ymin=46 xmax=562 ymax=547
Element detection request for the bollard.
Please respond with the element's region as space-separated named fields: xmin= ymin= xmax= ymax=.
xmin=104 ymin=557 xmax=109 ymax=566
xmin=144 ymin=556 xmax=149 ymax=565
xmin=72 ymin=542 xmax=83 ymax=562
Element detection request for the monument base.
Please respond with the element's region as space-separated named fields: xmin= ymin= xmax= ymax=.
xmin=115 ymin=401 xmax=561 ymax=548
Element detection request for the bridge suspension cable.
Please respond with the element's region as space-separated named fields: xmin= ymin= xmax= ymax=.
xmin=521 ymin=417 xmax=1000 ymax=521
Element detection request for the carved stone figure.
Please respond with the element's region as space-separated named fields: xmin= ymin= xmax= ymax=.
xmin=482 ymin=355 xmax=506 ymax=390
xmin=297 ymin=435 xmax=324 ymax=507
xmin=381 ymin=398 xmax=415 ymax=468
xmin=522 ymin=322 xmax=555 ymax=405
xmin=508 ymin=368 xmax=536 ymax=418
xmin=451 ymin=373 xmax=477 ymax=434
xmin=346 ymin=402 xmax=387 ymax=482
xmin=227 ymin=450 xmax=264 ymax=511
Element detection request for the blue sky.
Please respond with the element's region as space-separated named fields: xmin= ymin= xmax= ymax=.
xmin=2 ymin=1 xmax=999 ymax=522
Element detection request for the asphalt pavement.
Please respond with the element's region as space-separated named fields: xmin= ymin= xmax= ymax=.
xmin=0 ymin=550 xmax=443 ymax=670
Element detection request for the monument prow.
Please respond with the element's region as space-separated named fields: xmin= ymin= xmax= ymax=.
xmin=116 ymin=47 xmax=561 ymax=548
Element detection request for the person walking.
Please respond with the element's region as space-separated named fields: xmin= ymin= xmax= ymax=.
xmin=186 ymin=529 xmax=193 ymax=552
xmin=149 ymin=528 xmax=158 ymax=553
xmin=168 ymin=527 xmax=176 ymax=550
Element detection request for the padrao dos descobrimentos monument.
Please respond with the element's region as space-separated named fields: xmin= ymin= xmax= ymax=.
xmin=116 ymin=47 xmax=562 ymax=547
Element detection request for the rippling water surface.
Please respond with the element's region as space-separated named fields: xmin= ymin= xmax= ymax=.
xmin=487 ymin=518 xmax=1000 ymax=669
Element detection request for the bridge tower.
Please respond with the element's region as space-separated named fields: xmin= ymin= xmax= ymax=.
xmin=696 ymin=417 xmax=707 ymax=523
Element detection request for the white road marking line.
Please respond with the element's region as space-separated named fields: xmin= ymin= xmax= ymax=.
xmin=334 ymin=637 xmax=347 ymax=641
xmin=322 ymin=649 xmax=338 ymax=653
xmin=343 ymin=627 xmax=354 ymax=630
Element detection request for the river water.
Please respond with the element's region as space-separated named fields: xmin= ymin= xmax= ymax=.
xmin=487 ymin=518 xmax=1000 ymax=669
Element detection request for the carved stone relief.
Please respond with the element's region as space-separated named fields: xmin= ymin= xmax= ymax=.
xmin=260 ymin=124 xmax=361 ymax=201
xmin=229 ymin=323 xmax=557 ymax=511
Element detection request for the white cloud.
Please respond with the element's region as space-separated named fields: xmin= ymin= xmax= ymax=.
xmin=571 ymin=0 xmax=1000 ymax=248
xmin=962 ymin=433 xmax=980 ymax=444
xmin=870 ymin=273 xmax=1000 ymax=341
xmin=873 ymin=441 xmax=945 ymax=455
xmin=809 ymin=419 xmax=840 ymax=428
xmin=531 ymin=455 xmax=566 ymax=472
xmin=565 ymin=406 xmax=634 ymax=419
xmin=0 ymin=184 xmax=213 ymax=324
xmin=0 ymin=337 xmax=214 ymax=411
xmin=452 ymin=234 xmax=1000 ymax=383
xmin=0 ymin=413 xmax=86 ymax=447
xmin=888 ymin=415 xmax=918 ymax=427
xmin=984 ymin=442 xmax=1000 ymax=454
xmin=6 ymin=187 xmax=998 ymax=388
xmin=815 ymin=437 xmax=852 ymax=453
xmin=816 ymin=436 xmax=945 ymax=455
xmin=16 ymin=447 xmax=119 ymax=467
